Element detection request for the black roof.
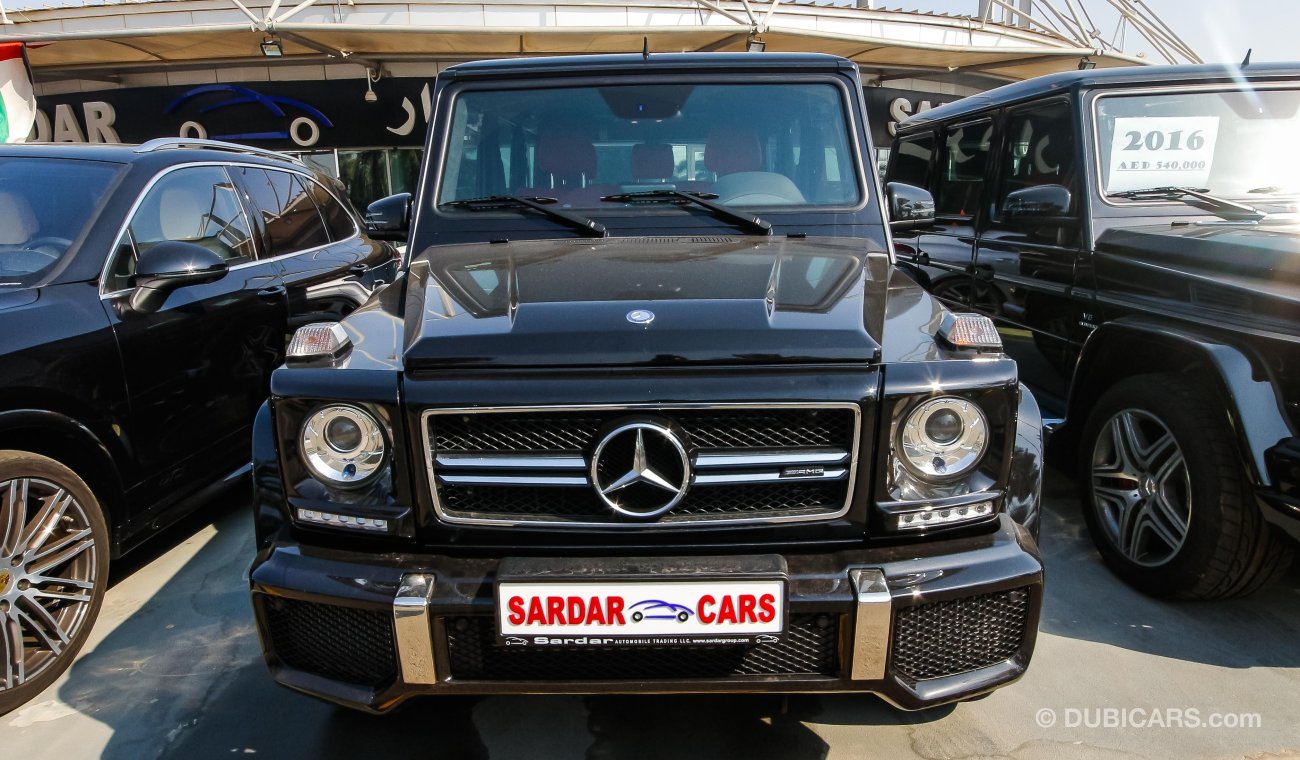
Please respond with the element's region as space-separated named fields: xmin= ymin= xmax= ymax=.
xmin=898 ymin=62 xmax=1300 ymax=131
xmin=443 ymin=52 xmax=855 ymax=79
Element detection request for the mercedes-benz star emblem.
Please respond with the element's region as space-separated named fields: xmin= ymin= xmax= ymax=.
xmin=626 ymin=309 xmax=655 ymax=325
xmin=590 ymin=421 xmax=690 ymax=518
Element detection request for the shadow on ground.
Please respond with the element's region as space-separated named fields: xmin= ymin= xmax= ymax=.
xmin=1037 ymin=466 xmax=1300 ymax=669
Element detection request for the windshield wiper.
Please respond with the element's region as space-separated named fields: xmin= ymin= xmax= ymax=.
xmin=1107 ymin=186 xmax=1267 ymax=222
xmin=600 ymin=190 xmax=773 ymax=236
xmin=439 ymin=195 xmax=607 ymax=238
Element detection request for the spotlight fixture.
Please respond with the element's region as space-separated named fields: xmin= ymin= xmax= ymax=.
xmin=1078 ymin=56 xmax=1096 ymax=70
xmin=746 ymin=36 xmax=766 ymax=53
xmin=260 ymin=36 xmax=284 ymax=58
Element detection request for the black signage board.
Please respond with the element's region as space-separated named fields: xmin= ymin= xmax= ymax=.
xmin=33 ymin=77 xmax=956 ymax=151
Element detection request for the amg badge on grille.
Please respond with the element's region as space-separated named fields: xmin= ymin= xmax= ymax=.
xmin=780 ymin=465 xmax=826 ymax=479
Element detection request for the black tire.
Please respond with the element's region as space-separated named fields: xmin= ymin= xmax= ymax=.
xmin=930 ymin=277 xmax=1003 ymax=314
xmin=0 ymin=451 xmax=109 ymax=716
xmin=1079 ymin=374 xmax=1293 ymax=599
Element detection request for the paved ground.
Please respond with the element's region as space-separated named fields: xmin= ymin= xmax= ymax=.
xmin=3 ymin=470 xmax=1299 ymax=760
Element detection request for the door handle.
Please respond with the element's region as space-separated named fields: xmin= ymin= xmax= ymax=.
xmin=349 ymin=263 xmax=368 ymax=276
xmin=257 ymin=285 xmax=287 ymax=301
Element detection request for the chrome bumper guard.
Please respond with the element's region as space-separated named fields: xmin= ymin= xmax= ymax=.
xmin=393 ymin=574 xmax=438 ymax=685
xmin=848 ymin=568 xmax=892 ymax=681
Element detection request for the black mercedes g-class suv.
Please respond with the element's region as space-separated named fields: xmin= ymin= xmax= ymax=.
xmin=0 ymin=139 xmax=397 ymax=714
xmin=249 ymin=52 xmax=1045 ymax=713
xmin=886 ymin=63 xmax=1300 ymax=599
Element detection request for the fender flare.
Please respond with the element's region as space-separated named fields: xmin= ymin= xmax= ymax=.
xmin=1006 ymin=383 xmax=1044 ymax=541
xmin=0 ymin=408 xmax=128 ymax=549
xmin=251 ymin=400 xmax=287 ymax=554
xmin=1067 ymin=318 xmax=1293 ymax=488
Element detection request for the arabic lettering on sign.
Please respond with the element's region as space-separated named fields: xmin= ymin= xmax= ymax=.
xmin=1106 ymin=116 xmax=1220 ymax=193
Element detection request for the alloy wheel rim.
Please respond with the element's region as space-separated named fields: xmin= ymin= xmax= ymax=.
xmin=1089 ymin=409 xmax=1192 ymax=567
xmin=0 ymin=477 xmax=97 ymax=693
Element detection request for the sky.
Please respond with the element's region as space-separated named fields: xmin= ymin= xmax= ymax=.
xmin=914 ymin=0 xmax=1299 ymax=64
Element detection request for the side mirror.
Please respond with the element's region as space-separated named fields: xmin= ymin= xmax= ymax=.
xmin=885 ymin=182 xmax=936 ymax=230
xmin=1003 ymin=184 xmax=1072 ymax=223
xmin=365 ymin=193 xmax=412 ymax=242
xmin=129 ymin=241 xmax=228 ymax=314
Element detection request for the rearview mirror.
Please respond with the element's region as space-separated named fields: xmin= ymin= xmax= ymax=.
xmin=129 ymin=241 xmax=228 ymax=314
xmin=885 ymin=182 xmax=935 ymax=230
xmin=365 ymin=193 xmax=412 ymax=242
xmin=1003 ymin=184 xmax=1073 ymax=223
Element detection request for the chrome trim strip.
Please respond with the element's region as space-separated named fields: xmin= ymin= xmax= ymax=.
xmin=693 ymin=467 xmax=847 ymax=485
xmin=438 ymin=473 xmax=589 ymax=486
xmin=694 ymin=449 xmax=849 ymax=468
xmin=848 ymin=568 xmax=892 ymax=682
xmin=421 ymin=402 xmax=862 ymax=529
xmin=435 ymin=454 xmax=588 ymax=470
xmin=393 ymin=573 xmax=438 ymax=685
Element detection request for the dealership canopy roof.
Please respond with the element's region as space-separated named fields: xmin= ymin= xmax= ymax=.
xmin=0 ymin=0 xmax=1152 ymax=83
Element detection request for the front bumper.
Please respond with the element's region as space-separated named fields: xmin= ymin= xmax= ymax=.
xmin=250 ymin=516 xmax=1042 ymax=713
xmin=1262 ymin=437 xmax=1300 ymax=541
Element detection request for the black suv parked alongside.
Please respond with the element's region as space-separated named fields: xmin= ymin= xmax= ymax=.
xmin=886 ymin=63 xmax=1300 ymax=598
xmin=249 ymin=53 xmax=1045 ymax=713
xmin=0 ymin=139 xmax=397 ymax=712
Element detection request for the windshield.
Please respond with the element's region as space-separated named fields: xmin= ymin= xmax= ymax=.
xmin=1095 ymin=87 xmax=1300 ymax=201
xmin=436 ymin=82 xmax=863 ymax=214
xmin=0 ymin=158 xmax=119 ymax=286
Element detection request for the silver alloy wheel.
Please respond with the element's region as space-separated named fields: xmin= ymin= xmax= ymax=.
xmin=1089 ymin=409 xmax=1192 ymax=567
xmin=0 ymin=477 xmax=98 ymax=693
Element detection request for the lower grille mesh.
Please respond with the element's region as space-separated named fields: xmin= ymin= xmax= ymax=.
xmin=890 ymin=587 xmax=1030 ymax=682
xmin=261 ymin=596 xmax=397 ymax=687
xmin=446 ymin=613 xmax=840 ymax=681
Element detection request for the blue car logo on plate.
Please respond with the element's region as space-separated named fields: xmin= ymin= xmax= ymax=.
xmin=629 ymin=599 xmax=693 ymax=623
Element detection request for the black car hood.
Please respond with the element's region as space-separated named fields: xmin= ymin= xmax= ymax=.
xmin=402 ymin=236 xmax=889 ymax=369
xmin=1096 ymin=222 xmax=1300 ymax=290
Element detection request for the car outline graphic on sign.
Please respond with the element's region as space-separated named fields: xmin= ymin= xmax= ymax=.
xmin=164 ymin=84 xmax=334 ymax=147
xmin=628 ymin=600 xmax=694 ymax=623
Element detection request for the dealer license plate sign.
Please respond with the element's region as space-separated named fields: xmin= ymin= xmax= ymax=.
xmin=496 ymin=579 xmax=786 ymax=646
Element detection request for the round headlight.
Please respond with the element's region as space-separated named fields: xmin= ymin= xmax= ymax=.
xmin=898 ymin=397 xmax=988 ymax=480
xmin=301 ymin=405 xmax=387 ymax=487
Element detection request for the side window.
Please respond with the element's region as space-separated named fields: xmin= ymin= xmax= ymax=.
xmin=888 ymin=134 xmax=935 ymax=189
xmin=236 ymin=167 xmax=331 ymax=256
xmin=999 ymin=101 xmax=1078 ymax=212
xmin=304 ymin=178 xmax=358 ymax=242
xmin=936 ymin=120 xmax=993 ymax=219
xmin=109 ymin=166 xmax=256 ymax=291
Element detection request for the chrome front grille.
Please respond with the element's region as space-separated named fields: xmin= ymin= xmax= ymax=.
xmin=423 ymin=404 xmax=861 ymax=527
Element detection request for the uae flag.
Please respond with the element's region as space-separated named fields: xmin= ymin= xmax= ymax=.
xmin=0 ymin=42 xmax=36 ymax=143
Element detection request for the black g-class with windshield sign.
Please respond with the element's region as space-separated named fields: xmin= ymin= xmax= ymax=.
xmin=887 ymin=63 xmax=1300 ymax=599
xmin=249 ymin=52 xmax=1046 ymax=713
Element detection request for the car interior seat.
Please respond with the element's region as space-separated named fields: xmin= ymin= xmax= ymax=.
xmin=704 ymin=128 xmax=805 ymax=205
xmin=521 ymin=131 xmax=612 ymax=206
xmin=0 ymin=190 xmax=39 ymax=246
xmin=630 ymin=143 xmax=675 ymax=183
